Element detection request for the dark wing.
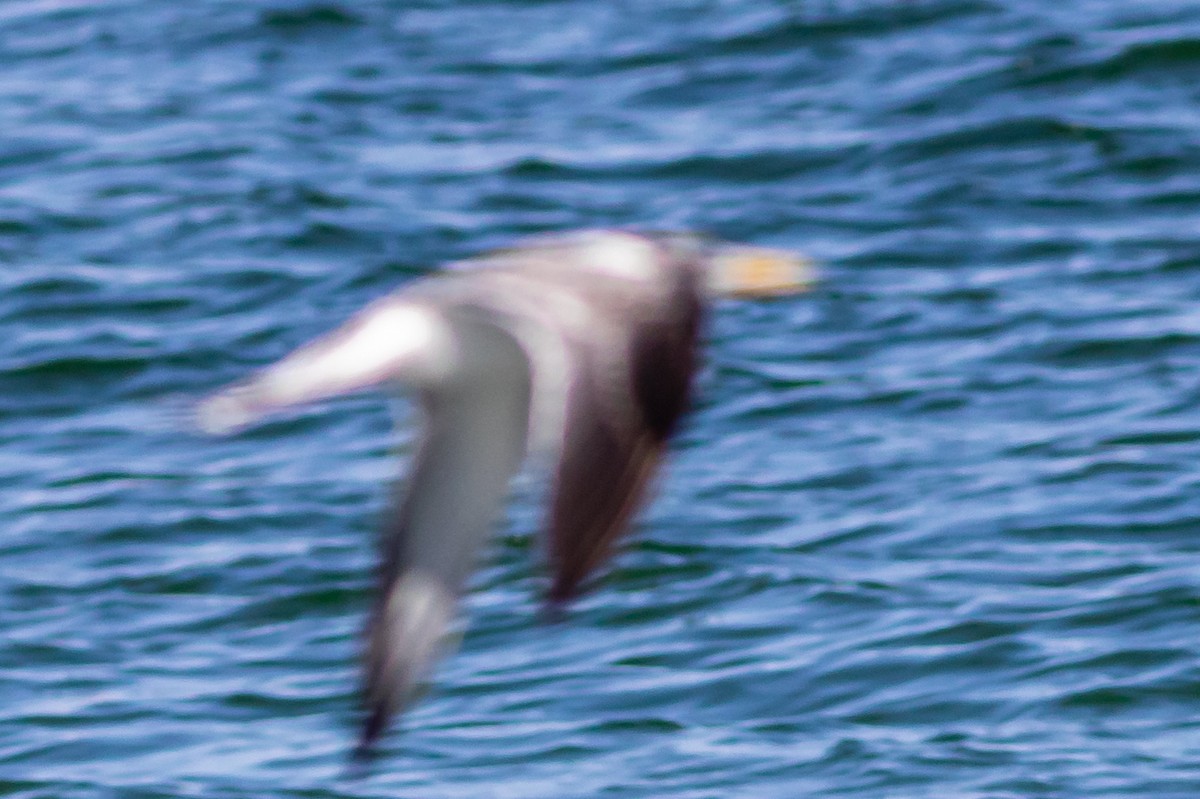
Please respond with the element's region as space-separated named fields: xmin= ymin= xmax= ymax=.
xmin=544 ymin=264 xmax=703 ymax=605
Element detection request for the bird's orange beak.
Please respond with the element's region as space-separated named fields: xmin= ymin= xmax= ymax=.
xmin=709 ymin=244 xmax=817 ymax=298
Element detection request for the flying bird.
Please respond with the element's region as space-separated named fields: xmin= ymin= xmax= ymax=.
xmin=196 ymin=229 xmax=813 ymax=758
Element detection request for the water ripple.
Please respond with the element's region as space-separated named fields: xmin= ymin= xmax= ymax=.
xmin=5 ymin=0 xmax=1200 ymax=797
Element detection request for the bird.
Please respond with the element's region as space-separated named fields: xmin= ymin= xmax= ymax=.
xmin=196 ymin=228 xmax=813 ymax=759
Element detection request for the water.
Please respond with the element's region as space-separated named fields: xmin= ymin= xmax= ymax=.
xmin=4 ymin=1 xmax=1200 ymax=796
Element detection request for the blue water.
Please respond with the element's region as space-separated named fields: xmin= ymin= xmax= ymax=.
xmin=4 ymin=1 xmax=1200 ymax=796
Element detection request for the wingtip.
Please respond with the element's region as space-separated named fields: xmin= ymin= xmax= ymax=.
xmin=360 ymin=701 xmax=389 ymax=750
xmin=344 ymin=699 xmax=389 ymax=777
xmin=542 ymin=570 xmax=591 ymax=622
xmin=343 ymin=744 xmax=376 ymax=781
xmin=538 ymin=596 xmax=570 ymax=625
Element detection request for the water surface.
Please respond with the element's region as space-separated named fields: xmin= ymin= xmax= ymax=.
xmin=3 ymin=1 xmax=1200 ymax=796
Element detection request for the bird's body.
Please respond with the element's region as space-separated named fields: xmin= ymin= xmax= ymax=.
xmin=197 ymin=229 xmax=812 ymax=757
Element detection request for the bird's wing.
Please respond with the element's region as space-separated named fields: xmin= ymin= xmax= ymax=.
xmin=543 ymin=270 xmax=703 ymax=606
xmin=544 ymin=354 xmax=664 ymax=606
xmin=358 ymin=312 xmax=531 ymax=756
xmin=195 ymin=297 xmax=453 ymax=435
xmin=198 ymin=293 xmax=533 ymax=757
